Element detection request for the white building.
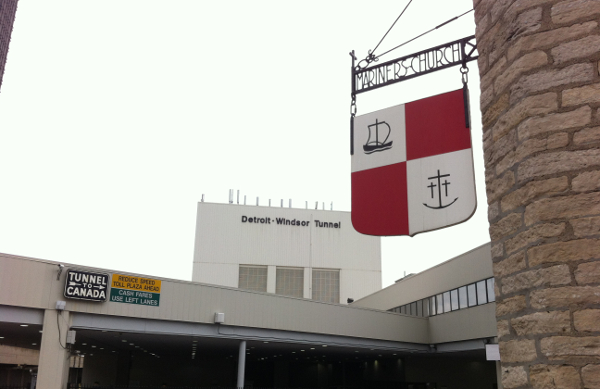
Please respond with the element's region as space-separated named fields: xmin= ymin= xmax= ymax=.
xmin=0 ymin=242 xmax=498 ymax=389
xmin=192 ymin=202 xmax=382 ymax=304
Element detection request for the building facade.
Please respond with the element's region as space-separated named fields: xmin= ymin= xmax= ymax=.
xmin=0 ymin=242 xmax=498 ymax=389
xmin=192 ymin=202 xmax=382 ymax=304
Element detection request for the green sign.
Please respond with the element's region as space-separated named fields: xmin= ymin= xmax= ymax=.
xmin=110 ymin=288 xmax=160 ymax=307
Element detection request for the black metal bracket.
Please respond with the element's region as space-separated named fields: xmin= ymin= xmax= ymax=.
xmin=352 ymin=36 xmax=477 ymax=95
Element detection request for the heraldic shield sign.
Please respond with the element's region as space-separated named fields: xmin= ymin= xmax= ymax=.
xmin=351 ymin=89 xmax=476 ymax=236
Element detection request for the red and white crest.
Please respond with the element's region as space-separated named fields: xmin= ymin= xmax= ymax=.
xmin=351 ymin=89 xmax=476 ymax=236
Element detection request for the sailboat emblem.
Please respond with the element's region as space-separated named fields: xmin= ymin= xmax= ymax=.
xmin=363 ymin=119 xmax=393 ymax=154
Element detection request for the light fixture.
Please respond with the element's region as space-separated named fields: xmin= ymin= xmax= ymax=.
xmin=20 ymin=324 xmax=28 ymax=327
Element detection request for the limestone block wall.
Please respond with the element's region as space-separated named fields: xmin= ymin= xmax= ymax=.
xmin=473 ymin=0 xmax=600 ymax=387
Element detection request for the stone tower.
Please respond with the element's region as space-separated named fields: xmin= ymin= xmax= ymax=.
xmin=0 ymin=0 xmax=19 ymax=93
xmin=474 ymin=0 xmax=600 ymax=387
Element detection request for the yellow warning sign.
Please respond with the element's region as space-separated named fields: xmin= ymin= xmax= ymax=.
xmin=111 ymin=274 xmax=161 ymax=293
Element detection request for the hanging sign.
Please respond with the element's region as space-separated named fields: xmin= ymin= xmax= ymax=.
xmin=351 ymin=89 xmax=476 ymax=236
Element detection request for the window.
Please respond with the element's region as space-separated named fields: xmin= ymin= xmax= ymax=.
xmin=477 ymin=280 xmax=488 ymax=305
xmin=238 ymin=265 xmax=268 ymax=292
xmin=389 ymin=277 xmax=498 ymax=317
xmin=443 ymin=291 xmax=451 ymax=313
xmin=436 ymin=294 xmax=444 ymax=314
xmin=423 ymin=298 xmax=430 ymax=317
xmin=487 ymin=278 xmax=496 ymax=302
xmin=312 ymin=269 xmax=340 ymax=303
xmin=450 ymin=289 xmax=459 ymax=311
xmin=458 ymin=286 xmax=468 ymax=309
xmin=276 ymin=267 xmax=304 ymax=298
xmin=467 ymin=284 xmax=477 ymax=307
xmin=430 ymin=296 xmax=437 ymax=316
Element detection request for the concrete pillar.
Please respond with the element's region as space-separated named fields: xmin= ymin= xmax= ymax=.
xmin=473 ymin=0 xmax=600 ymax=387
xmin=37 ymin=309 xmax=70 ymax=389
xmin=237 ymin=340 xmax=246 ymax=389
xmin=495 ymin=361 xmax=503 ymax=389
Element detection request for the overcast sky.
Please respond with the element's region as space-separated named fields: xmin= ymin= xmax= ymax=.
xmin=0 ymin=0 xmax=489 ymax=287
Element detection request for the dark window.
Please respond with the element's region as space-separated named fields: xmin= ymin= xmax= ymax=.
xmin=416 ymin=300 xmax=423 ymax=317
xmin=436 ymin=294 xmax=444 ymax=314
xmin=423 ymin=298 xmax=430 ymax=317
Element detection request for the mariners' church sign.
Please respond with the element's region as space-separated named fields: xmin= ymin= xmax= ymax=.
xmin=350 ymin=36 xmax=478 ymax=236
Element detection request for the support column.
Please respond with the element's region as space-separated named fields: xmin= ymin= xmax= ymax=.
xmin=495 ymin=361 xmax=503 ymax=389
xmin=473 ymin=0 xmax=600 ymax=387
xmin=37 ymin=309 xmax=70 ymax=389
xmin=237 ymin=340 xmax=246 ymax=389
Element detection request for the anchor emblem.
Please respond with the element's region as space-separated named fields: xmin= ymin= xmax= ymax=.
xmin=363 ymin=119 xmax=393 ymax=154
xmin=423 ymin=169 xmax=458 ymax=209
